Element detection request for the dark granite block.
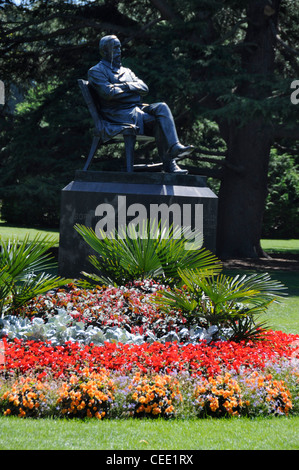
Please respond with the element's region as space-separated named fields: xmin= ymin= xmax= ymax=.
xmin=58 ymin=171 xmax=218 ymax=278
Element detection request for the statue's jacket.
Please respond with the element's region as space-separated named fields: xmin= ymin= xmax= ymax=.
xmin=88 ymin=59 xmax=151 ymax=142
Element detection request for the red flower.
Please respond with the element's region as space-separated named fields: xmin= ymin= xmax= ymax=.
xmin=1 ymin=330 xmax=298 ymax=379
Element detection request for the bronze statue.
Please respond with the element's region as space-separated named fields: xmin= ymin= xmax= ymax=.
xmin=88 ymin=35 xmax=194 ymax=174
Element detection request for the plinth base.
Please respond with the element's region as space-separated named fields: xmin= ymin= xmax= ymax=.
xmin=58 ymin=171 xmax=218 ymax=278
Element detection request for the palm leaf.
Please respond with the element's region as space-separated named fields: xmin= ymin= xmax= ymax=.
xmin=228 ymin=273 xmax=287 ymax=304
xmin=155 ymin=226 xmax=221 ymax=280
xmin=0 ymin=235 xmax=70 ymax=317
xmin=178 ymin=270 xmax=286 ymax=309
xmin=0 ymin=234 xmax=57 ymax=279
xmin=0 ymin=267 xmax=13 ymax=314
xmin=154 ymin=286 xmax=199 ymax=314
xmin=117 ymin=221 xmax=162 ymax=278
xmin=75 ymin=222 xmax=162 ymax=284
xmin=155 ymin=268 xmax=287 ymax=342
xmin=75 ymin=220 xmax=222 ymax=285
xmin=10 ymin=272 xmax=69 ymax=315
xmin=228 ymin=315 xmax=270 ymax=342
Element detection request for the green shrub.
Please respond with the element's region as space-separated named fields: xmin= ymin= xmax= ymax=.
xmin=75 ymin=221 xmax=222 ymax=286
xmin=154 ymin=270 xmax=286 ymax=342
xmin=0 ymin=234 xmax=69 ymax=317
xmin=263 ymin=149 xmax=299 ymax=238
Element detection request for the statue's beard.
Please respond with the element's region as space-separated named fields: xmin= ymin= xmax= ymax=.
xmin=112 ymin=57 xmax=121 ymax=68
xmin=109 ymin=51 xmax=121 ymax=69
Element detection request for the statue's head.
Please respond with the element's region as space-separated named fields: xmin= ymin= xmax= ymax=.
xmin=99 ymin=35 xmax=121 ymax=67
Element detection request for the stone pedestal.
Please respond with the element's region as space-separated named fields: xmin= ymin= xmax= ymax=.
xmin=58 ymin=171 xmax=218 ymax=278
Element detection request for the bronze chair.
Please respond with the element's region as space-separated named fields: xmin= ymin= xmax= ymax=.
xmin=78 ymin=79 xmax=155 ymax=172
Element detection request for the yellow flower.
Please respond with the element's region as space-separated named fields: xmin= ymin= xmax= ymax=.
xmin=144 ymin=405 xmax=152 ymax=413
xmin=165 ymin=405 xmax=174 ymax=414
xmin=18 ymin=408 xmax=26 ymax=418
xmin=196 ymin=386 xmax=206 ymax=394
xmin=257 ymin=376 xmax=264 ymax=387
xmin=209 ymin=397 xmax=219 ymax=412
xmin=70 ymin=375 xmax=78 ymax=385
xmin=230 ymin=397 xmax=238 ymax=408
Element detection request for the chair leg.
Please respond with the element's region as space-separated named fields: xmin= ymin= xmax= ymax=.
xmin=124 ymin=134 xmax=136 ymax=172
xmin=83 ymin=136 xmax=100 ymax=171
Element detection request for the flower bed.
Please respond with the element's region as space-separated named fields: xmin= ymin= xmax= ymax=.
xmin=1 ymin=359 xmax=297 ymax=419
xmin=1 ymin=331 xmax=298 ymax=419
xmin=2 ymin=282 xmax=192 ymax=345
xmin=1 ymin=330 xmax=299 ymax=378
xmin=0 ymin=283 xmax=298 ymax=419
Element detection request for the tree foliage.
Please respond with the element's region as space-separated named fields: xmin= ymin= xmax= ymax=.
xmin=263 ymin=148 xmax=299 ymax=238
xmin=0 ymin=0 xmax=298 ymax=252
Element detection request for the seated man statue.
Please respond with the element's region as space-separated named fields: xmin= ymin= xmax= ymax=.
xmin=88 ymin=35 xmax=194 ymax=174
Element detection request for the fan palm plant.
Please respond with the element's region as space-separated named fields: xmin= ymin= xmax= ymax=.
xmin=74 ymin=220 xmax=222 ymax=286
xmin=0 ymin=234 xmax=69 ymax=317
xmin=154 ymin=269 xmax=287 ymax=341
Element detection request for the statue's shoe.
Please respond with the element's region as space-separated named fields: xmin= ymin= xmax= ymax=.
xmin=169 ymin=143 xmax=195 ymax=158
xmin=163 ymin=159 xmax=188 ymax=174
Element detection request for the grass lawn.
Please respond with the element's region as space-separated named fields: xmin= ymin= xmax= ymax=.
xmin=261 ymin=239 xmax=299 ymax=254
xmin=0 ymin=415 xmax=298 ymax=450
xmin=0 ymin=221 xmax=59 ymax=245
xmin=254 ymin=271 xmax=299 ymax=335
xmin=266 ymin=295 xmax=299 ymax=334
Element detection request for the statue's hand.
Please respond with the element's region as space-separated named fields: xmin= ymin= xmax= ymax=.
xmin=117 ymin=82 xmax=130 ymax=91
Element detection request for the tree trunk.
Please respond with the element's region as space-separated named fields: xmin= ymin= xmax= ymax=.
xmin=216 ymin=0 xmax=280 ymax=259
xmin=217 ymin=119 xmax=273 ymax=259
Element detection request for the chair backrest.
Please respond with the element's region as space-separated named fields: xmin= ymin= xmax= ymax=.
xmin=78 ymin=79 xmax=101 ymax=128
